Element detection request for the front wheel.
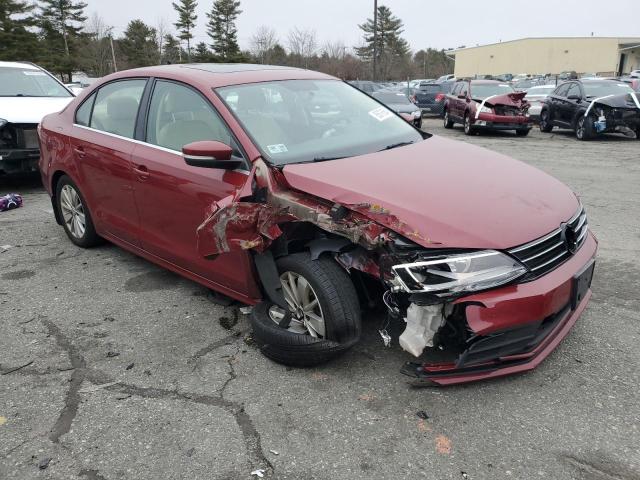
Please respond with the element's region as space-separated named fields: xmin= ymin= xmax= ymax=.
xmin=463 ymin=113 xmax=475 ymax=136
xmin=539 ymin=110 xmax=553 ymax=132
xmin=575 ymin=115 xmax=593 ymax=141
xmin=55 ymin=175 xmax=102 ymax=248
xmin=250 ymin=252 xmax=361 ymax=367
xmin=443 ymin=109 xmax=454 ymax=129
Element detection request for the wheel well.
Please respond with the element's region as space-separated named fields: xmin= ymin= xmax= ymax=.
xmin=50 ymin=170 xmax=66 ymax=225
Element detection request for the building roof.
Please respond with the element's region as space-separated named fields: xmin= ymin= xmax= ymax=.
xmin=448 ymin=37 xmax=640 ymax=55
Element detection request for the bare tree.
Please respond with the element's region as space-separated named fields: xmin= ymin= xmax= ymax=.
xmin=250 ymin=25 xmax=278 ymax=64
xmin=82 ymin=13 xmax=115 ymax=76
xmin=287 ymin=27 xmax=317 ymax=68
xmin=155 ymin=17 xmax=170 ymax=62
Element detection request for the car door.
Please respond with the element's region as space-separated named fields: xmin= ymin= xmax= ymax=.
xmin=70 ymin=79 xmax=147 ymax=246
xmin=129 ymin=79 xmax=257 ymax=296
xmin=548 ymin=83 xmax=570 ymax=126
xmin=564 ymin=83 xmax=584 ymax=126
xmin=449 ymin=82 xmax=463 ymax=120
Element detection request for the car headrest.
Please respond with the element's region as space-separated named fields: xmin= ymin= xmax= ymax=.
xmin=107 ymin=96 xmax=139 ymax=121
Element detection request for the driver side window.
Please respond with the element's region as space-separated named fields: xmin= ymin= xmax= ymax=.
xmin=567 ymin=83 xmax=582 ymax=99
xmin=146 ymin=80 xmax=240 ymax=157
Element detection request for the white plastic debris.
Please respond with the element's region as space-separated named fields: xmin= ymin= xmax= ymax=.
xmin=379 ymin=329 xmax=392 ymax=347
xmin=399 ymin=304 xmax=444 ymax=357
xmin=251 ymin=469 xmax=266 ymax=478
xmin=0 ymin=245 xmax=12 ymax=253
xmin=269 ymin=449 xmax=279 ymax=455
xmin=239 ymin=306 xmax=253 ymax=315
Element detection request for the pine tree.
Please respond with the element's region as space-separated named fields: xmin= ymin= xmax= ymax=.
xmin=163 ymin=34 xmax=182 ymax=64
xmin=193 ymin=41 xmax=212 ymax=62
xmin=172 ymin=0 xmax=197 ymax=61
xmin=206 ymin=0 xmax=242 ymax=61
xmin=38 ymin=0 xmax=87 ymax=80
xmin=0 ymin=0 xmax=40 ymax=61
xmin=119 ymin=19 xmax=158 ymax=68
xmin=355 ymin=5 xmax=410 ymax=80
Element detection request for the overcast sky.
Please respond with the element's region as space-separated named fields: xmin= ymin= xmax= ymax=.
xmin=85 ymin=0 xmax=640 ymax=52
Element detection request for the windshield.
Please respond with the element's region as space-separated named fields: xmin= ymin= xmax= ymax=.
xmin=583 ymin=81 xmax=634 ymax=98
xmin=0 ymin=66 xmax=72 ymax=97
xmin=470 ymin=83 xmax=514 ymax=99
xmin=419 ymin=85 xmax=441 ymax=93
xmin=526 ymin=86 xmax=555 ymax=96
xmin=217 ymin=80 xmax=423 ymax=166
xmin=372 ymin=92 xmax=413 ymax=105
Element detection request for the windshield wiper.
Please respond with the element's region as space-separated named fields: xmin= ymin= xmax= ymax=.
xmin=380 ymin=141 xmax=414 ymax=151
xmin=312 ymin=156 xmax=348 ymax=162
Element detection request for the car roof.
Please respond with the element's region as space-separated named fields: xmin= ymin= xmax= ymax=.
xmin=103 ymin=63 xmax=337 ymax=89
xmin=0 ymin=61 xmax=40 ymax=70
xmin=469 ymin=80 xmax=503 ymax=85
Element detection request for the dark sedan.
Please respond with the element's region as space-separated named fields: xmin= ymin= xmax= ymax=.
xmin=414 ymin=82 xmax=453 ymax=116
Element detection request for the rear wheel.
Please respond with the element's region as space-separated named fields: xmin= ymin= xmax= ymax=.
xmin=539 ymin=110 xmax=553 ymax=132
xmin=250 ymin=253 xmax=361 ymax=367
xmin=443 ymin=109 xmax=454 ymax=128
xmin=55 ymin=175 xmax=102 ymax=248
xmin=575 ymin=115 xmax=593 ymax=141
xmin=463 ymin=113 xmax=475 ymax=136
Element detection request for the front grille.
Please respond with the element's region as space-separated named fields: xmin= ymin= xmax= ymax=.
xmin=494 ymin=105 xmax=521 ymax=116
xmin=508 ymin=206 xmax=588 ymax=280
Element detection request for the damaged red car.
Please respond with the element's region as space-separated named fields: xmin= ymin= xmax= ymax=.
xmin=38 ymin=64 xmax=597 ymax=385
xmin=443 ymin=79 xmax=532 ymax=136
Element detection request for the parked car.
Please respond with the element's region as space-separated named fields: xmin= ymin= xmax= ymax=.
xmin=629 ymin=70 xmax=640 ymax=78
xmin=524 ymin=84 xmax=556 ymax=121
xmin=539 ymin=79 xmax=640 ymax=140
xmin=371 ymin=91 xmax=422 ymax=128
xmin=513 ymin=79 xmax=541 ymax=92
xmin=409 ymin=78 xmax=431 ymax=88
xmin=0 ymin=61 xmax=74 ymax=174
xmin=436 ymin=74 xmax=455 ymax=82
xmin=443 ymin=80 xmax=532 ymax=136
xmin=39 ymin=64 xmax=597 ymax=385
xmin=347 ymin=80 xmax=382 ymax=94
xmin=413 ymin=82 xmax=452 ymax=116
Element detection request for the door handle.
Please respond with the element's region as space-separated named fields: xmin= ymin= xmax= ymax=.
xmin=134 ymin=164 xmax=150 ymax=180
xmin=73 ymin=146 xmax=85 ymax=158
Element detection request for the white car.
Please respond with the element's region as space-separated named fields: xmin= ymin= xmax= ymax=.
xmin=630 ymin=70 xmax=640 ymax=78
xmin=524 ymin=84 xmax=556 ymax=121
xmin=0 ymin=61 xmax=74 ymax=174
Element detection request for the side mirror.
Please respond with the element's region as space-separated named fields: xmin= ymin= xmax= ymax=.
xmin=182 ymin=141 xmax=241 ymax=170
xmin=399 ymin=112 xmax=414 ymax=123
xmin=567 ymin=94 xmax=581 ymax=101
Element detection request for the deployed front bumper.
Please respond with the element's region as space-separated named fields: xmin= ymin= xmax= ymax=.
xmin=401 ymin=232 xmax=598 ymax=386
xmin=474 ymin=112 xmax=532 ymax=130
xmin=0 ymin=148 xmax=40 ymax=174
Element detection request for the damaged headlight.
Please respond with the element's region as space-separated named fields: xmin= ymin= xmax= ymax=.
xmin=478 ymin=106 xmax=493 ymax=114
xmin=391 ymin=250 xmax=526 ymax=296
xmin=413 ymin=110 xmax=422 ymax=118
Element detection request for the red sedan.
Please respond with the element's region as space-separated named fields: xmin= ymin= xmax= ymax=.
xmin=38 ymin=64 xmax=596 ymax=385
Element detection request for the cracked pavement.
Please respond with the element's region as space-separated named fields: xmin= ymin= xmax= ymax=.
xmin=1 ymin=118 xmax=640 ymax=479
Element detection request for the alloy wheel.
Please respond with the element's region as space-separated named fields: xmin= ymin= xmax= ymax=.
xmin=268 ymin=271 xmax=326 ymax=338
xmin=576 ymin=117 xmax=585 ymax=139
xmin=59 ymin=184 xmax=86 ymax=239
xmin=443 ymin=111 xmax=449 ymax=127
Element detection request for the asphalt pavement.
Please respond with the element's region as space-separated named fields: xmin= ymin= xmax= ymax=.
xmin=1 ymin=118 xmax=639 ymax=480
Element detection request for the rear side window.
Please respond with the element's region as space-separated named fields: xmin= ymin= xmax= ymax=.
xmin=567 ymin=83 xmax=582 ymax=98
xmin=554 ymin=83 xmax=570 ymax=97
xmin=90 ymin=80 xmax=147 ymax=139
xmin=75 ymin=93 xmax=96 ymax=126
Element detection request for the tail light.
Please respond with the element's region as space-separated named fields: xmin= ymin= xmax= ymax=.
xmin=435 ymin=93 xmax=445 ymax=102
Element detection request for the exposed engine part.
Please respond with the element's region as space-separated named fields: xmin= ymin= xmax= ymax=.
xmin=399 ymin=303 xmax=445 ymax=357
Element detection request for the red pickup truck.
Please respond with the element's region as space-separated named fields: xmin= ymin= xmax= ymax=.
xmin=443 ymin=80 xmax=532 ymax=136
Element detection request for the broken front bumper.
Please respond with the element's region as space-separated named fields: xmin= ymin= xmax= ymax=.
xmin=474 ymin=112 xmax=532 ymax=130
xmin=402 ymin=232 xmax=598 ymax=386
xmin=0 ymin=148 xmax=40 ymax=174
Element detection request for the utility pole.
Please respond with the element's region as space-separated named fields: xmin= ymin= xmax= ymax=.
xmin=109 ymin=35 xmax=118 ymax=72
xmin=372 ymin=0 xmax=378 ymax=81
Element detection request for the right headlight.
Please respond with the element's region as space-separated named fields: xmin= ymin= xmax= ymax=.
xmin=391 ymin=250 xmax=526 ymax=296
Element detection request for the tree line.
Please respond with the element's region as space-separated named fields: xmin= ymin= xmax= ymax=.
xmin=0 ymin=0 xmax=453 ymax=82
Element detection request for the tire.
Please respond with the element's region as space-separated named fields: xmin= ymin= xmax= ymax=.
xmin=250 ymin=252 xmax=361 ymax=367
xmin=539 ymin=110 xmax=553 ymax=132
xmin=516 ymin=128 xmax=530 ymax=137
xmin=443 ymin=109 xmax=454 ymax=129
xmin=635 ymin=128 xmax=640 ymax=140
xmin=463 ymin=113 xmax=475 ymax=136
xmin=55 ymin=175 xmax=102 ymax=248
xmin=575 ymin=115 xmax=593 ymax=141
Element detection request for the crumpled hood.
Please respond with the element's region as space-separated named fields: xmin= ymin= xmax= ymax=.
xmin=0 ymin=97 xmax=73 ymax=124
xmin=474 ymin=91 xmax=528 ymax=108
xmin=282 ymin=136 xmax=579 ymax=250
xmin=591 ymin=92 xmax=640 ymax=110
